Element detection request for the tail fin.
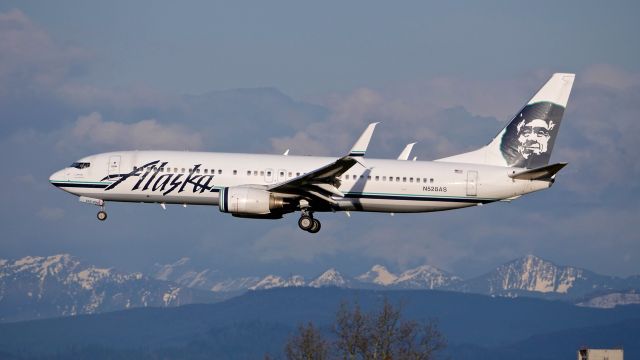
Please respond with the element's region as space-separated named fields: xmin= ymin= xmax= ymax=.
xmin=436 ymin=73 xmax=575 ymax=168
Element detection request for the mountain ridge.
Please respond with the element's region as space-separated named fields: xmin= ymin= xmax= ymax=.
xmin=3 ymin=253 xmax=640 ymax=323
xmin=151 ymin=254 xmax=640 ymax=303
xmin=0 ymin=254 xmax=223 ymax=322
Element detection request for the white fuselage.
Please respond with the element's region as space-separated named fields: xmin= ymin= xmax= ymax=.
xmin=49 ymin=151 xmax=551 ymax=214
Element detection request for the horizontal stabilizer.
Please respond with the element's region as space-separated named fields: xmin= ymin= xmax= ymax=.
xmin=509 ymin=162 xmax=567 ymax=181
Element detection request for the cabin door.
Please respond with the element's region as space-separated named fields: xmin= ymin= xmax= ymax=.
xmin=108 ymin=156 xmax=121 ymax=178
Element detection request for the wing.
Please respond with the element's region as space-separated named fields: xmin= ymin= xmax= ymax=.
xmin=267 ymin=156 xmax=358 ymax=205
xmin=267 ymin=122 xmax=378 ymax=206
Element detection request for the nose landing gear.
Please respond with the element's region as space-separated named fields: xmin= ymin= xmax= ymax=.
xmin=97 ymin=209 xmax=108 ymax=221
xmin=78 ymin=196 xmax=108 ymax=222
xmin=96 ymin=204 xmax=108 ymax=221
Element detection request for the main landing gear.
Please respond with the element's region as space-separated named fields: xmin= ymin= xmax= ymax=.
xmin=298 ymin=209 xmax=321 ymax=233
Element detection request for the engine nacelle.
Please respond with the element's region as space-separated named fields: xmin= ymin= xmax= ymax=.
xmin=219 ymin=186 xmax=285 ymax=215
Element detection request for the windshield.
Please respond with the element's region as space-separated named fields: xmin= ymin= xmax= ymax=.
xmin=70 ymin=162 xmax=91 ymax=169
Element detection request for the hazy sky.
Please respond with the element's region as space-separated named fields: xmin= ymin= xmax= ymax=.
xmin=1 ymin=1 xmax=639 ymax=279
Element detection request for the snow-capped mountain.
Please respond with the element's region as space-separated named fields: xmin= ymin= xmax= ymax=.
xmin=355 ymin=264 xmax=461 ymax=289
xmin=211 ymin=277 xmax=261 ymax=293
xmin=394 ymin=265 xmax=463 ymax=289
xmin=5 ymin=253 xmax=640 ymax=322
xmin=356 ymin=265 xmax=398 ymax=286
xmin=460 ymin=254 xmax=587 ymax=295
xmin=249 ymin=275 xmax=305 ymax=290
xmin=0 ymin=254 xmax=220 ymax=322
xmin=458 ymin=254 xmax=640 ymax=300
xmin=154 ymin=258 xmax=265 ymax=294
xmin=154 ymin=257 xmax=221 ymax=290
xmin=309 ymin=268 xmax=350 ymax=288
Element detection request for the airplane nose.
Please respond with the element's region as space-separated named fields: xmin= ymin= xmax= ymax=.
xmin=49 ymin=169 xmax=65 ymax=184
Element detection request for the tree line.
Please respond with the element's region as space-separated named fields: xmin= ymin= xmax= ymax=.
xmin=280 ymin=299 xmax=446 ymax=360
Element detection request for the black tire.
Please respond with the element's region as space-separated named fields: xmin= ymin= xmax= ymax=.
xmin=97 ymin=211 xmax=108 ymax=221
xmin=298 ymin=215 xmax=313 ymax=231
xmin=308 ymin=219 xmax=321 ymax=233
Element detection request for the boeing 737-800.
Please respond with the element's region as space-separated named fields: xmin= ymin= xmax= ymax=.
xmin=50 ymin=73 xmax=575 ymax=233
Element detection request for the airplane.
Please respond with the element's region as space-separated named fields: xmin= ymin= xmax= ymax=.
xmin=50 ymin=73 xmax=575 ymax=233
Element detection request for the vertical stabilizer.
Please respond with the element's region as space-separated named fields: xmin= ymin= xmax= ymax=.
xmin=436 ymin=73 xmax=575 ymax=168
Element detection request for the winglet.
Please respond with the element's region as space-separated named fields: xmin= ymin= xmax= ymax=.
xmin=349 ymin=122 xmax=379 ymax=157
xmin=397 ymin=142 xmax=416 ymax=160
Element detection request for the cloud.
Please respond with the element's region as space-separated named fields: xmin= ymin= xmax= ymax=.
xmin=269 ymin=78 xmax=513 ymax=160
xmin=55 ymin=83 xmax=180 ymax=112
xmin=0 ymin=9 xmax=90 ymax=97
xmin=37 ymin=207 xmax=65 ymax=221
xmin=554 ymin=66 xmax=640 ymax=195
xmin=582 ymin=64 xmax=640 ymax=90
xmin=250 ymin=222 xmax=344 ymax=262
xmin=61 ymin=112 xmax=204 ymax=151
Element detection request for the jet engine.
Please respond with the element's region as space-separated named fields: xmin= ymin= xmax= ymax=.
xmin=218 ymin=186 xmax=285 ymax=216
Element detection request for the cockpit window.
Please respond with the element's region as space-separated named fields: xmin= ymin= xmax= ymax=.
xmin=71 ymin=162 xmax=91 ymax=169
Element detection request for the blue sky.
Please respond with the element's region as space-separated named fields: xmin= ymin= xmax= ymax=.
xmin=0 ymin=1 xmax=639 ymax=279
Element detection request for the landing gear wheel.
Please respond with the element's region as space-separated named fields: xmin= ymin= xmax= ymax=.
xmin=97 ymin=211 xmax=107 ymax=221
xmin=298 ymin=215 xmax=313 ymax=231
xmin=308 ymin=219 xmax=321 ymax=233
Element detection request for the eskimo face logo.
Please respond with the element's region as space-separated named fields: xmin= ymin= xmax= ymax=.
xmin=499 ymin=102 xmax=564 ymax=168
xmin=516 ymin=118 xmax=555 ymax=159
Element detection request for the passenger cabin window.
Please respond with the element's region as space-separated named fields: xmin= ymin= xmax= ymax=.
xmin=181 ymin=168 xmax=185 ymax=173
xmin=218 ymin=169 xmax=222 ymax=174
xmin=233 ymin=170 xmax=237 ymax=175
xmin=430 ymin=178 xmax=434 ymax=183
xmin=70 ymin=162 xmax=91 ymax=169
xmin=247 ymin=170 xmax=251 ymax=176
xmin=375 ymin=176 xmax=379 ymax=181
xmin=204 ymin=169 xmax=208 ymax=174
